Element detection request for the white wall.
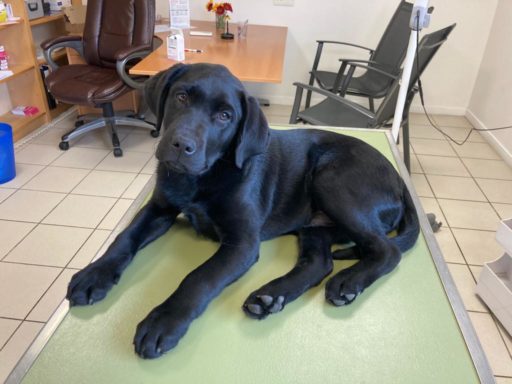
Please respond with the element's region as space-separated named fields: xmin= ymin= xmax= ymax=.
xmin=157 ymin=0 xmax=497 ymax=113
xmin=467 ymin=0 xmax=512 ymax=164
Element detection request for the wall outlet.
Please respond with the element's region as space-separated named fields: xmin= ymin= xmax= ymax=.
xmin=273 ymin=0 xmax=294 ymax=6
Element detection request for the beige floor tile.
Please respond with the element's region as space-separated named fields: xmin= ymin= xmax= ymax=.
xmin=497 ymin=322 xmax=512 ymax=356
xmin=447 ymin=263 xmax=487 ymax=312
xmin=0 ymin=164 xmax=44 ymax=189
xmin=496 ymin=377 xmax=512 ymax=384
xmin=0 ymin=262 xmax=60 ymax=318
xmin=95 ymin=151 xmax=153 ymax=173
xmin=434 ymin=228 xmax=465 ymax=264
xmin=451 ymin=141 xmax=501 ymax=160
xmin=31 ymin=126 xmax=70 ymax=146
xmin=266 ymin=115 xmax=293 ymax=125
xmin=22 ymin=166 xmax=89 ymax=193
xmin=141 ymin=156 xmax=158 ymax=175
xmin=409 ymin=153 xmax=423 ymax=173
xmin=121 ymin=132 xmax=159 ymax=153
xmin=437 ymin=199 xmax=500 ymax=231
xmin=452 ymin=228 xmax=503 ymax=266
xmin=0 ymin=190 xmax=66 ymax=223
xmin=98 ymin=199 xmax=135 ymax=230
xmin=15 ymin=144 xmax=64 ymax=166
xmin=433 ymin=114 xmax=472 ymax=128
xmin=4 ymin=224 xmax=92 ymax=267
xmin=72 ymin=170 xmax=137 ymax=198
xmin=122 ymin=173 xmax=152 ymax=199
xmin=419 ymin=197 xmax=447 ymax=226
xmin=26 ymin=269 xmax=77 ymax=322
xmin=262 ymin=104 xmax=292 ymax=117
xmin=0 ymin=220 xmax=36 ymax=260
xmin=68 ymin=229 xmax=111 ymax=269
xmin=74 ymin=129 xmax=131 ymax=150
xmin=493 ymin=203 xmax=512 ymax=220
xmin=408 ymin=123 xmax=445 ymax=140
xmin=476 ymin=179 xmax=512 ymax=204
xmin=42 ymin=194 xmax=117 ymax=228
xmin=410 ymin=173 xmax=433 ymax=197
xmin=409 ymin=113 xmax=431 ymax=125
xmin=469 ymin=312 xmax=512 ymax=377
xmin=469 ymin=265 xmax=483 ymax=282
xmin=51 ymin=147 xmax=110 ymax=169
xmin=0 ymin=318 xmax=20 ymax=349
xmin=0 ymin=188 xmax=15 ymax=204
xmin=417 ymin=155 xmax=470 ymax=177
xmin=462 ymin=158 xmax=512 ymax=180
xmin=427 ymin=175 xmax=486 ymax=201
xmin=0 ymin=321 xmax=43 ymax=383
xmin=411 ymin=138 xmax=457 ymax=157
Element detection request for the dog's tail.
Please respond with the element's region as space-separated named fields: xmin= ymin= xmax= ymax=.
xmin=390 ymin=183 xmax=420 ymax=252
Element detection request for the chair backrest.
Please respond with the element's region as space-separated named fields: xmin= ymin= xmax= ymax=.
xmin=361 ymin=1 xmax=413 ymax=94
xmin=373 ymin=24 xmax=456 ymax=125
xmin=83 ymin=0 xmax=155 ymax=68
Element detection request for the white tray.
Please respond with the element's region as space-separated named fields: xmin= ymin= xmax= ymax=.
xmin=476 ymin=252 xmax=512 ymax=335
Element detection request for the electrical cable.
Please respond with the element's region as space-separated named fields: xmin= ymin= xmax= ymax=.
xmin=414 ymin=10 xmax=512 ymax=146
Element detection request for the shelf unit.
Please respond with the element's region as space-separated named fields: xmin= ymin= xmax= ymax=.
xmin=0 ymin=0 xmax=49 ymax=141
xmin=29 ymin=12 xmax=65 ymax=27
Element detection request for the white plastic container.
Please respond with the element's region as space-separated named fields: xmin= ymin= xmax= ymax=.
xmin=167 ymin=28 xmax=185 ymax=62
xmin=476 ymin=253 xmax=512 ymax=334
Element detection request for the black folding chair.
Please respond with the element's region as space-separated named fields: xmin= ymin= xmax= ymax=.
xmin=291 ymin=24 xmax=456 ymax=172
xmin=307 ymin=0 xmax=413 ymax=111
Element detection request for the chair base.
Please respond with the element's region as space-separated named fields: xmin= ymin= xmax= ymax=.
xmin=59 ymin=104 xmax=158 ymax=157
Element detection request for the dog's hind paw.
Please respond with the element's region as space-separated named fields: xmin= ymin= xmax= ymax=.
xmin=327 ymin=292 xmax=359 ymax=307
xmin=243 ymin=294 xmax=285 ymax=320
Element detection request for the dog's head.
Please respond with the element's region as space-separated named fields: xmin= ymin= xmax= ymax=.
xmin=145 ymin=63 xmax=270 ymax=175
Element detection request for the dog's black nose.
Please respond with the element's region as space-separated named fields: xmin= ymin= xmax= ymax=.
xmin=172 ymin=136 xmax=196 ymax=155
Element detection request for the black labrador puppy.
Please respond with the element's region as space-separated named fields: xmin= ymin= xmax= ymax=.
xmin=67 ymin=63 xmax=419 ymax=359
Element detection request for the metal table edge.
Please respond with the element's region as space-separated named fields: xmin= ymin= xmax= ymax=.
xmin=6 ymin=126 xmax=495 ymax=384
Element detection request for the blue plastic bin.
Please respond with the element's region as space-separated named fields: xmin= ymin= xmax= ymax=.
xmin=0 ymin=123 xmax=16 ymax=184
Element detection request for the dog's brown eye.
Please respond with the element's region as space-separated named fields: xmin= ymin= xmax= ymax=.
xmin=176 ymin=93 xmax=188 ymax=103
xmin=218 ymin=111 xmax=231 ymax=121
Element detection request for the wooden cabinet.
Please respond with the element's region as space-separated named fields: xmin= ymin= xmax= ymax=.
xmin=0 ymin=0 xmax=49 ymax=141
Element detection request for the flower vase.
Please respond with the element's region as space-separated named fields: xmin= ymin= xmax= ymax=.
xmin=215 ymin=14 xmax=226 ymax=31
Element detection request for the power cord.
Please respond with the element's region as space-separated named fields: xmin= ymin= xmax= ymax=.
xmin=414 ymin=11 xmax=512 ymax=146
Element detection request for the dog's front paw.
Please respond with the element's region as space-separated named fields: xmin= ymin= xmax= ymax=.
xmin=243 ymin=294 xmax=286 ymax=320
xmin=66 ymin=261 xmax=122 ymax=306
xmin=134 ymin=309 xmax=189 ymax=359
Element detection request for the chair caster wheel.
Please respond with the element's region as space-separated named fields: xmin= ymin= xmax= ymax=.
xmin=113 ymin=148 xmax=123 ymax=157
xmin=74 ymin=120 xmax=84 ymax=128
xmin=150 ymin=130 xmax=160 ymax=138
xmin=59 ymin=141 xmax=70 ymax=151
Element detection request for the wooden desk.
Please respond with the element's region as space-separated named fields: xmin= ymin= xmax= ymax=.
xmin=130 ymin=21 xmax=288 ymax=83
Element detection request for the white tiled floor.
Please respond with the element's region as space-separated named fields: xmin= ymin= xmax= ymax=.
xmin=0 ymin=108 xmax=511 ymax=382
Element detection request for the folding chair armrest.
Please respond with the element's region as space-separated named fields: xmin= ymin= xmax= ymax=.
xmin=291 ymin=82 xmax=375 ymax=122
xmin=316 ymin=40 xmax=374 ymax=54
xmin=345 ymin=62 xmax=400 ymax=81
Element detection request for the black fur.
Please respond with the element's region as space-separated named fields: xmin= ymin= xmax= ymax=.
xmin=66 ymin=63 xmax=420 ymax=359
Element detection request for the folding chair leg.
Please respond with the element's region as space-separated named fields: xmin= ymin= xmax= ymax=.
xmin=369 ymin=97 xmax=375 ymax=112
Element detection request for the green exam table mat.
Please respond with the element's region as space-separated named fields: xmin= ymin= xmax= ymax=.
xmin=20 ymin=129 xmax=481 ymax=384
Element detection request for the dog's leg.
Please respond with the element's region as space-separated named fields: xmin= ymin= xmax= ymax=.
xmin=133 ymin=231 xmax=260 ymax=359
xmin=67 ymin=200 xmax=179 ymax=306
xmin=324 ymin=235 xmax=401 ymax=306
xmin=243 ymin=227 xmax=334 ymax=320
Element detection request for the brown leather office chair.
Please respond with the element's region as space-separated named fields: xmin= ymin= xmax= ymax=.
xmin=41 ymin=0 xmax=157 ymax=157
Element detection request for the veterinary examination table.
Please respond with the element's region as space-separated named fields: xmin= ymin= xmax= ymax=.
xmin=8 ymin=128 xmax=494 ymax=384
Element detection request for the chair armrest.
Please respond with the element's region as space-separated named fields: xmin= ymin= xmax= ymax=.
xmin=316 ymin=40 xmax=375 ymax=54
xmin=115 ymin=46 xmax=153 ymax=90
xmin=41 ymin=35 xmax=83 ymax=71
xmin=335 ymin=61 xmax=400 ymax=95
xmin=290 ymin=82 xmax=375 ymax=124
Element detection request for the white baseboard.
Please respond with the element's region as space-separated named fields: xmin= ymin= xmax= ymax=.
xmin=409 ymin=104 xmax=467 ymax=116
xmin=466 ymin=109 xmax=512 ymax=167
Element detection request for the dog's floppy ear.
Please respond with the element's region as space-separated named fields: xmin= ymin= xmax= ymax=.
xmin=235 ymin=95 xmax=270 ymax=169
xmin=144 ymin=63 xmax=188 ymax=132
